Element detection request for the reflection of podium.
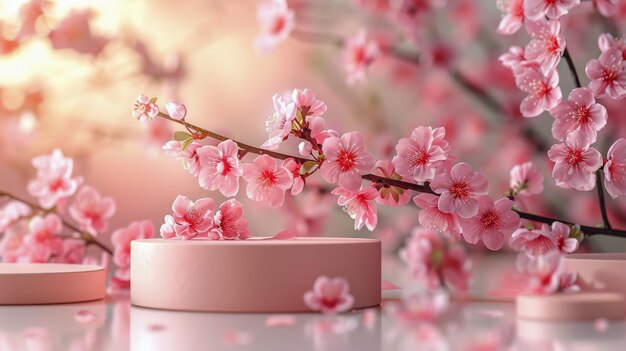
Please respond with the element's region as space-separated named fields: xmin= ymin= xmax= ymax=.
xmin=130 ymin=306 xmax=382 ymax=351
xmin=131 ymin=238 xmax=381 ymax=312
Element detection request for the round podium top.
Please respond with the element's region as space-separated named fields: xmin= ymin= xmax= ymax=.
xmin=132 ymin=237 xmax=380 ymax=246
xmin=0 ymin=263 xmax=106 ymax=305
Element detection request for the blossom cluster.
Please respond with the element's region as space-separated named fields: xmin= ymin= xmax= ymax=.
xmin=0 ymin=148 xmax=153 ymax=289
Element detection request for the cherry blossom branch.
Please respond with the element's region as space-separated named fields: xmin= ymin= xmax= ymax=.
xmin=0 ymin=190 xmax=113 ymax=255
xmin=595 ymin=169 xmax=612 ymax=229
xmin=155 ymin=111 xmax=626 ymax=238
xmin=561 ymin=47 xmax=613 ymax=229
xmin=563 ymin=47 xmax=582 ymax=88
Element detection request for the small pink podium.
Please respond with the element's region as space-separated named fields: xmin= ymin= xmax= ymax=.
xmin=130 ymin=237 xmax=381 ymax=312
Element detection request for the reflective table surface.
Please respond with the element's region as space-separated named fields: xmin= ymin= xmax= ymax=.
xmin=1 ymin=291 xmax=625 ymax=351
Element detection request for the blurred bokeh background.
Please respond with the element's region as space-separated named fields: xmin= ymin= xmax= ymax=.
xmin=1 ymin=0 xmax=625 ymax=253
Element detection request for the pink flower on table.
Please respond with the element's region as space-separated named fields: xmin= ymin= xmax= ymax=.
xmin=27 ymin=149 xmax=81 ymax=209
xmin=164 ymin=101 xmax=187 ymax=121
xmin=242 ymin=155 xmax=293 ymax=207
xmin=392 ymin=126 xmax=450 ymax=184
xmin=133 ymin=95 xmax=159 ymax=122
xmin=586 ymin=48 xmax=626 ymax=100
xmin=210 ymin=199 xmax=251 ymax=240
xmin=515 ymin=67 xmax=562 ymax=117
xmin=69 ymin=186 xmax=116 ymax=235
xmin=282 ymin=158 xmax=304 ymax=196
xmin=604 ymin=138 xmax=626 ymax=198
xmin=292 ymin=89 xmax=327 ymax=118
xmin=524 ymin=0 xmax=580 ymax=20
xmin=373 ymin=160 xmax=411 ymax=207
xmin=163 ymin=140 xmax=202 ymax=177
xmin=261 ymin=94 xmax=297 ymax=150
xmin=509 ymin=226 xmax=556 ymax=255
xmin=303 ymin=276 xmax=354 ymax=314
xmin=548 ymin=135 xmax=602 ymax=191
xmin=111 ymin=220 xmax=154 ymax=281
xmin=430 ymin=162 xmax=489 ymax=218
xmin=197 ymin=140 xmax=243 ymax=197
xmin=497 ymin=0 xmax=526 ymax=35
xmin=524 ymin=19 xmax=565 ymax=73
xmin=331 ymin=186 xmax=378 ymax=231
xmin=550 ymin=221 xmax=579 ymax=253
xmin=510 ymin=162 xmax=544 ymax=196
xmin=23 ymin=214 xmax=63 ymax=263
xmin=412 ymin=193 xmax=462 ymax=241
xmin=460 ymin=196 xmax=520 ymax=250
xmin=170 ymin=195 xmax=215 ymax=239
xmin=343 ymin=30 xmax=380 ymax=84
xmin=0 ymin=201 xmax=31 ymax=232
xmin=550 ymin=87 xmax=607 ymax=145
xmin=254 ymin=0 xmax=294 ymax=54
xmin=598 ymin=33 xmax=626 ymax=59
xmin=321 ymin=132 xmax=375 ymax=191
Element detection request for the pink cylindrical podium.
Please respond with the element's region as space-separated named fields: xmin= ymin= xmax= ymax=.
xmin=131 ymin=237 xmax=381 ymax=312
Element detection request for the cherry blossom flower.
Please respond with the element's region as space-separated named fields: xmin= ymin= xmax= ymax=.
xmin=460 ymin=196 xmax=520 ymax=250
xmin=164 ymin=101 xmax=187 ymax=121
xmin=54 ymin=239 xmax=85 ymax=264
xmin=598 ymin=33 xmax=626 ymax=59
xmin=69 ymin=186 xmax=116 ymax=235
xmin=524 ymin=0 xmax=580 ymax=20
xmin=515 ymin=67 xmax=562 ymax=117
xmin=0 ymin=201 xmax=31 ymax=232
xmin=509 ymin=226 xmax=556 ymax=255
xmin=343 ymin=30 xmax=381 ymax=84
xmin=0 ymin=220 xmax=28 ymax=262
xmin=550 ymin=87 xmax=607 ymax=145
xmin=261 ymin=94 xmax=297 ymax=150
xmin=604 ymin=138 xmax=626 ymax=198
xmin=27 ymin=149 xmax=81 ymax=209
xmin=331 ymin=186 xmax=378 ymax=231
xmin=497 ymin=0 xmax=526 ymax=35
xmin=373 ymin=160 xmax=411 ymax=207
xmin=23 ymin=214 xmax=63 ymax=263
xmin=510 ymin=162 xmax=544 ymax=196
xmin=197 ymin=140 xmax=243 ymax=197
xmin=210 ymin=199 xmax=251 ymax=240
xmin=303 ymin=276 xmax=355 ymax=314
xmin=393 ymin=126 xmax=450 ymax=184
xmin=292 ymin=88 xmax=327 ymax=118
xmin=282 ymin=158 xmax=304 ymax=195
xmin=133 ymin=95 xmax=159 ymax=122
xmin=430 ymin=162 xmax=489 ymax=218
xmin=548 ymin=135 xmax=602 ymax=191
xmin=412 ymin=193 xmax=462 ymax=240
xmin=550 ymin=221 xmax=579 ymax=253
xmin=242 ymin=155 xmax=293 ymax=207
xmin=48 ymin=10 xmax=109 ymax=55
xmin=111 ymin=220 xmax=154 ymax=283
xmin=321 ymin=132 xmax=375 ymax=191
xmin=163 ymin=140 xmax=202 ymax=177
xmin=442 ymin=245 xmax=471 ymax=292
xmin=255 ymin=0 xmax=294 ymax=54
xmin=499 ymin=45 xmax=526 ymax=71
xmin=159 ymin=215 xmax=176 ymax=239
xmin=516 ymin=250 xmax=568 ymax=294
xmin=585 ymin=48 xmax=626 ymax=100
xmin=524 ymin=19 xmax=565 ymax=73
xmin=400 ymin=228 xmax=444 ymax=288
xmin=308 ymin=116 xmax=338 ymax=145
xmin=170 ymin=195 xmax=215 ymax=239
